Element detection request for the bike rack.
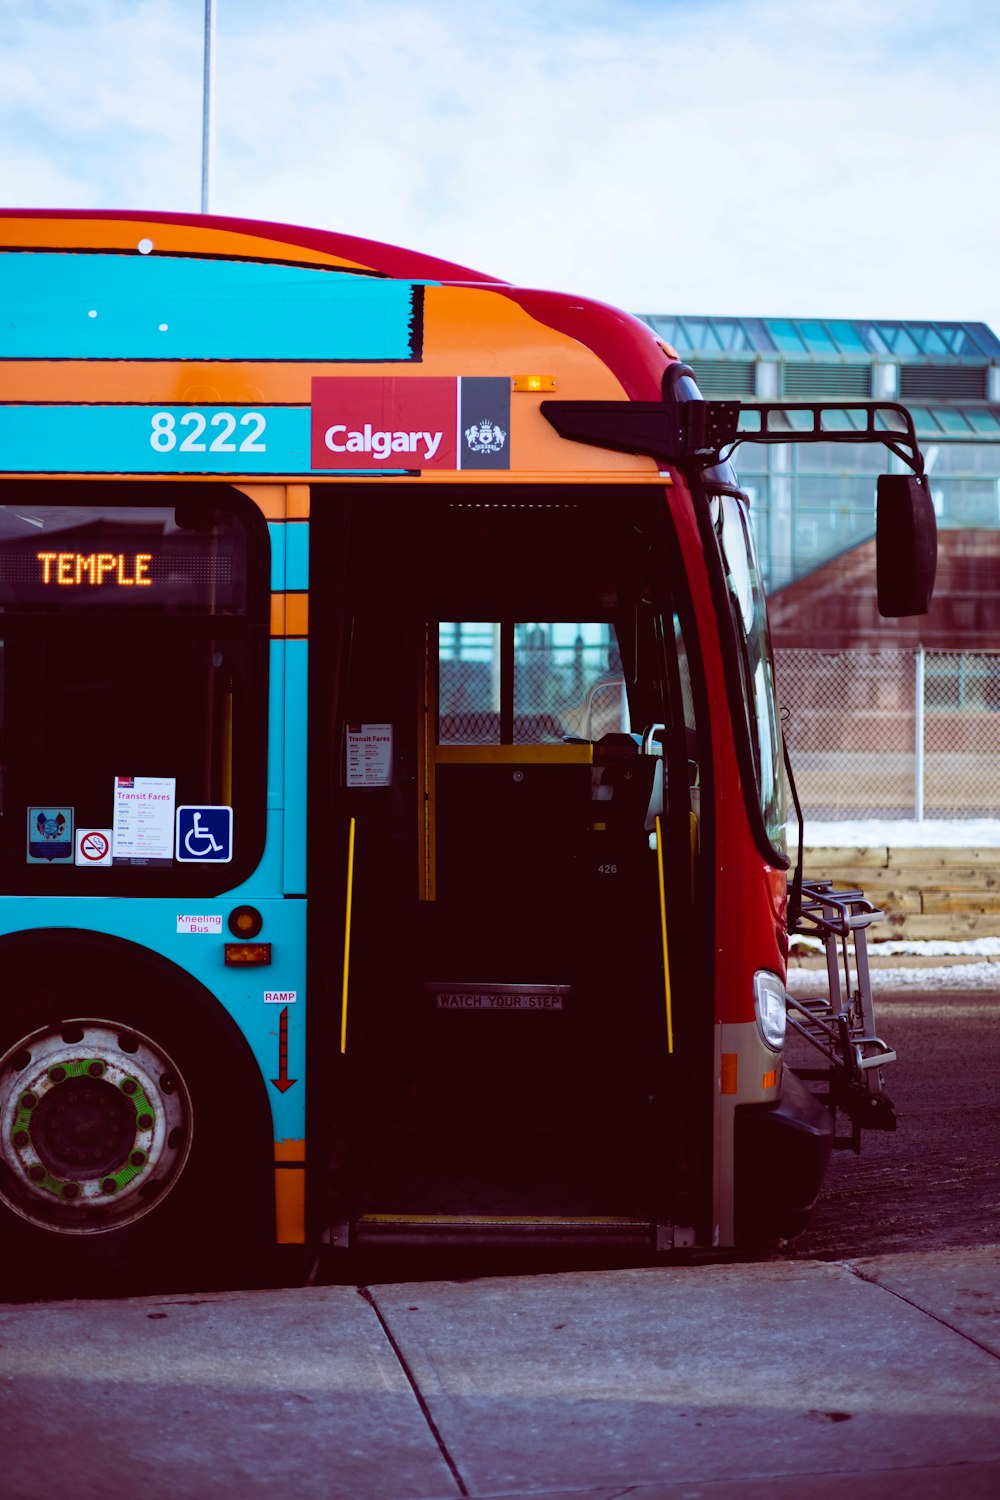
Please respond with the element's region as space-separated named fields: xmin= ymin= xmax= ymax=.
xmin=787 ymin=880 xmax=898 ymax=1152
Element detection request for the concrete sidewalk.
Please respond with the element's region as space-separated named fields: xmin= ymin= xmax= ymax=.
xmin=1 ymin=1247 xmax=998 ymax=1499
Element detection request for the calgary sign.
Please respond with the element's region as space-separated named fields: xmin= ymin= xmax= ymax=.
xmin=310 ymin=376 xmax=511 ymax=471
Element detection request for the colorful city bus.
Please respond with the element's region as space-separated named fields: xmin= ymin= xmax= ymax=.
xmin=0 ymin=210 xmax=935 ymax=1284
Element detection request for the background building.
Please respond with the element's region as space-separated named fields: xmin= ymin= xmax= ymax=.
xmin=637 ymin=315 xmax=1000 ymax=821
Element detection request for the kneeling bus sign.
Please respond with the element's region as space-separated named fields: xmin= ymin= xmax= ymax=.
xmin=176 ymin=805 xmax=233 ymax=863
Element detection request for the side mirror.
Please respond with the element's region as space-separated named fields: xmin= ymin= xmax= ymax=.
xmin=876 ymin=474 xmax=938 ymax=617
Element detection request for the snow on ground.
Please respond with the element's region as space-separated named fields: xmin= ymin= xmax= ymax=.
xmin=788 ymin=934 xmax=1000 ymax=991
xmin=864 ymin=937 xmax=1000 ymax=956
xmin=786 ymin=961 xmax=1000 ymax=993
xmin=790 ymin=817 xmax=1000 ymax=848
xmin=790 ymin=934 xmax=1000 ymax=956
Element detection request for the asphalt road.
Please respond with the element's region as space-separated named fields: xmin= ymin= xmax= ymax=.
xmin=785 ymin=987 xmax=1000 ymax=1261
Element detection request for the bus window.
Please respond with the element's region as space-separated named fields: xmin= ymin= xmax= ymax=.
xmin=439 ymin=621 xmax=630 ymax=746
xmin=515 ymin=624 xmax=628 ymax=743
xmin=439 ymin=622 xmax=500 ymax=744
xmin=670 ymin=610 xmax=700 ymax=811
xmin=0 ymin=491 xmax=267 ymax=888
xmin=673 ymin=612 xmax=696 ymax=738
xmin=712 ymin=491 xmax=785 ymax=850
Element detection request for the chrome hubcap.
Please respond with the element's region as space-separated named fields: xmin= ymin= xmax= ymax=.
xmin=0 ymin=1020 xmax=192 ymax=1234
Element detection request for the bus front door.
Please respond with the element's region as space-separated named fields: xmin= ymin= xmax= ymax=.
xmin=321 ymin=488 xmax=702 ymax=1249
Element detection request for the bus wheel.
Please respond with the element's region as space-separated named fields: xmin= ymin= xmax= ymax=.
xmin=0 ymin=1018 xmax=193 ymax=1243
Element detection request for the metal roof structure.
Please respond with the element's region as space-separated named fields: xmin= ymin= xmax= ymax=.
xmin=639 ymin=315 xmax=1000 ymax=361
xmin=636 ymin=315 xmax=1000 ymax=416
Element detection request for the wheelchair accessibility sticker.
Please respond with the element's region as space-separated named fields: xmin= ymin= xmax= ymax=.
xmin=176 ymin=806 xmax=233 ymax=863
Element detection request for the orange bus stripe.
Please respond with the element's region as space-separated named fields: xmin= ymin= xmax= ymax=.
xmin=0 ymin=213 xmax=372 ymax=270
xmin=235 ymin=483 xmax=288 ymax=519
xmin=285 ymin=594 xmax=308 ymax=636
xmin=270 ymin=593 xmax=308 ymax=637
xmin=274 ymin=1138 xmax=306 ymax=1162
xmin=274 ymin=1168 xmax=306 ymax=1243
xmin=274 ymin=1140 xmax=306 ymax=1244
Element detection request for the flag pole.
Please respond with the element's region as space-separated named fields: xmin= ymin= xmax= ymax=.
xmin=201 ymin=0 xmax=217 ymax=213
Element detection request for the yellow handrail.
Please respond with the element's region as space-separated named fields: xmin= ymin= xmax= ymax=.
xmin=340 ymin=817 xmax=356 ymax=1054
xmin=655 ymin=814 xmax=674 ymax=1054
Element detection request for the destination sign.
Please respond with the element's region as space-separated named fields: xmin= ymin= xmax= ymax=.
xmin=0 ymin=507 xmax=246 ymax=612
xmin=36 ymin=552 xmax=153 ymax=587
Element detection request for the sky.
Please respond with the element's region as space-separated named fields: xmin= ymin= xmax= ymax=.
xmin=2 ymin=0 xmax=999 ymax=331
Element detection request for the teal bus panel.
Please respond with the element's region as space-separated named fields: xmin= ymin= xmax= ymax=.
xmin=0 ymin=253 xmax=421 ymax=361
xmin=285 ymin=522 xmax=310 ymax=591
xmin=283 ymin=641 xmax=308 ymax=895
xmin=0 ymin=405 xmax=412 ymax=476
xmin=228 ymin=806 xmax=285 ymax=897
xmin=264 ymin=640 xmax=286 ymax=811
xmin=268 ymin=519 xmax=311 ymax=594
xmin=268 ymin=521 xmax=286 ymax=592
xmin=0 ymin=894 xmax=306 ymax=1142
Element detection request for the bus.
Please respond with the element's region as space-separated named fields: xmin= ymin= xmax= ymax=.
xmin=0 ymin=210 xmax=936 ymax=1284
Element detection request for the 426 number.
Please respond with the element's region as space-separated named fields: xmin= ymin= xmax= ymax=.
xmin=149 ymin=410 xmax=267 ymax=454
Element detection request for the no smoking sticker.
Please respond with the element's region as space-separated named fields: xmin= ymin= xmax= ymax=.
xmin=76 ymin=828 xmax=113 ymax=867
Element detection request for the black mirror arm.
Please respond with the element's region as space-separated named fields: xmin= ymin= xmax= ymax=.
xmin=540 ymin=397 xmax=927 ymax=478
xmin=720 ymin=429 xmax=924 ymax=481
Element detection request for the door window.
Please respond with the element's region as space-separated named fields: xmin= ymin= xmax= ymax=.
xmin=439 ymin=621 xmax=629 ymax=744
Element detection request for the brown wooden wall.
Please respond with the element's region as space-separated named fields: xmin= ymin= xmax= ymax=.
xmin=800 ymin=846 xmax=1000 ymax=942
xmin=770 ymin=531 xmax=1000 ymax=651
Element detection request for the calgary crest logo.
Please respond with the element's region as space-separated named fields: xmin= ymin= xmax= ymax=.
xmin=464 ymin=417 xmax=507 ymax=455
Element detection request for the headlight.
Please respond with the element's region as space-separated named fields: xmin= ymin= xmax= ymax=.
xmin=754 ymin=970 xmax=786 ymax=1051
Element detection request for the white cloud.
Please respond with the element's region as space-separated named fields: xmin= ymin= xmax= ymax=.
xmin=0 ymin=0 xmax=998 ymax=328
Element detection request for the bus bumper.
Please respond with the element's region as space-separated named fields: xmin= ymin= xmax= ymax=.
xmin=733 ymin=1068 xmax=834 ymax=1244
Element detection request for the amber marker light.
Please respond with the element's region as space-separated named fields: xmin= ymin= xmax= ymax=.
xmin=228 ymin=904 xmax=263 ymax=938
xmin=224 ymin=942 xmax=272 ymax=966
xmin=513 ymin=375 xmax=557 ymax=392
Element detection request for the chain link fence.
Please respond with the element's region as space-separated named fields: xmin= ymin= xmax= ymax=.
xmin=776 ymin=647 xmax=1000 ymax=820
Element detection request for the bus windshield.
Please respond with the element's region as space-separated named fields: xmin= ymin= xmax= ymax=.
xmin=711 ymin=489 xmax=786 ymax=852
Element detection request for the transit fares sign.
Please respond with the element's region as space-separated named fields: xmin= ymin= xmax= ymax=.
xmin=311 ymin=376 xmax=510 ymax=471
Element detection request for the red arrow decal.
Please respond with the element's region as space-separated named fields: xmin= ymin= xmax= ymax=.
xmin=270 ymin=1006 xmax=297 ymax=1093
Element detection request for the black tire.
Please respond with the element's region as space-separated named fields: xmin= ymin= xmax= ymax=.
xmin=0 ymin=929 xmax=273 ymax=1294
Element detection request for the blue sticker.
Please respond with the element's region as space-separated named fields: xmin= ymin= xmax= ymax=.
xmin=176 ymin=806 xmax=233 ymax=863
xmin=27 ymin=806 xmax=74 ymax=864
